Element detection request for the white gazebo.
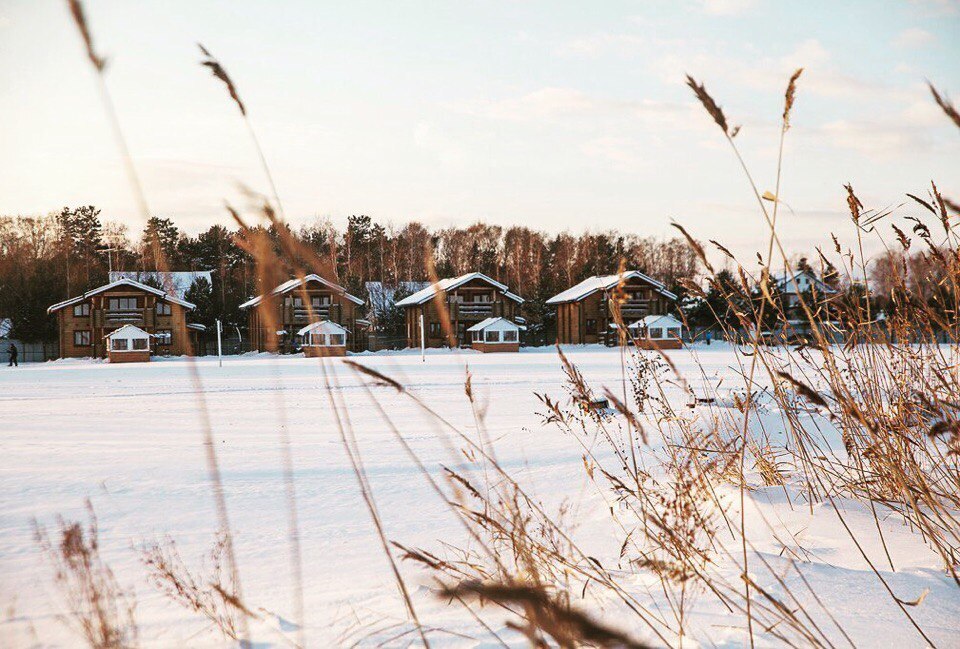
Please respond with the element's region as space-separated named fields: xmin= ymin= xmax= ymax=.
xmin=628 ymin=314 xmax=684 ymax=349
xmin=468 ymin=317 xmax=523 ymax=353
xmin=297 ymin=320 xmax=349 ymax=357
xmin=105 ymin=324 xmax=152 ymax=363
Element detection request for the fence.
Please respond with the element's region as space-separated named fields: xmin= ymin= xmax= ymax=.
xmin=2 ymin=340 xmax=60 ymax=363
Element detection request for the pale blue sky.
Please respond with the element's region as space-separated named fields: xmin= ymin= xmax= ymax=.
xmin=0 ymin=0 xmax=957 ymax=260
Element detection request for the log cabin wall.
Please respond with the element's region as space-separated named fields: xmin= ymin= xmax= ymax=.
xmin=247 ymin=278 xmax=364 ymax=352
xmin=553 ymin=277 xmax=674 ymax=345
xmin=403 ymin=277 xmax=521 ymax=348
xmin=57 ymin=286 xmax=190 ymax=358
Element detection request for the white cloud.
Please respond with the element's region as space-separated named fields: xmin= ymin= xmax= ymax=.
xmin=699 ymin=0 xmax=758 ymax=15
xmin=894 ymin=27 xmax=937 ymax=49
xmin=908 ymin=0 xmax=960 ymax=15
xmin=654 ymin=39 xmax=904 ymax=103
xmin=455 ymin=88 xmax=700 ymax=131
xmin=558 ymin=32 xmax=646 ymax=58
xmin=581 ymin=137 xmax=647 ymax=169
xmin=816 ymin=119 xmax=928 ymax=158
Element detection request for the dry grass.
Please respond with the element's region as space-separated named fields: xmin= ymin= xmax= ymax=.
xmin=140 ymin=533 xmax=252 ymax=642
xmin=33 ymin=500 xmax=138 ymax=649
xmin=34 ymin=5 xmax=960 ymax=647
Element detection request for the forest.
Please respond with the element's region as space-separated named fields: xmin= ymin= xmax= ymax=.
xmin=0 ymin=207 xmax=701 ymax=345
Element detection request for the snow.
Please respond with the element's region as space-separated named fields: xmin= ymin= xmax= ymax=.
xmin=46 ymin=278 xmax=196 ymax=313
xmin=544 ymin=270 xmax=677 ymax=304
xmin=1 ymin=346 xmax=958 ymax=647
xmin=394 ymin=273 xmax=523 ymax=307
xmin=465 ymin=317 xmax=522 ymax=332
xmin=239 ymin=274 xmax=364 ymax=309
xmin=109 ymin=271 xmax=213 ymax=301
xmin=295 ymin=320 xmax=349 ymax=337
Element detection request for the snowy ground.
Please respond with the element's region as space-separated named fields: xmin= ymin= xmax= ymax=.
xmin=1 ymin=345 xmax=958 ymax=647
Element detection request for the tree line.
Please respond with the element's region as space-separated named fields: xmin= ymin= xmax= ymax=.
xmin=0 ymin=207 xmax=701 ymax=344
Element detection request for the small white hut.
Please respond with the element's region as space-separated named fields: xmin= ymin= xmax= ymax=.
xmin=297 ymin=320 xmax=349 ymax=357
xmin=468 ymin=317 xmax=523 ymax=353
xmin=105 ymin=325 xmax=152 ymax=363
xmin=629 ymin=314 xmax=684 ymax=349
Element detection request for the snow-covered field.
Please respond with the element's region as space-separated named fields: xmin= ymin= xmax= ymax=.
xmin=1 ymin=346 xmax=958 ymax=647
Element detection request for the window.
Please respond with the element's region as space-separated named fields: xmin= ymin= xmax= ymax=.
xmin=111 ymin=338 xmax=129 ymax=351
xmin=155 ymin=330 xmax=172 ymax=345
xmin=329 ymin=333 xmax=345 ymax=346
xmin=649 ymin=327 xmax=663 ymax=339
xmin=485 ymin=330 xmax=500 ymax=343
xmin=311 ymin=296 xmax=331 ymax=307
xmin=73 ymin=303 xmax=90 ymax=317
xmin=133 ymin=338 xmax=148 ymax=350
xmin=156 ymin=302 xmax=172 ymax=316
xmin=74 ymin=330 xmax=91 ymax=346
xmin=428 ymin=322 xmax=441 ymax=337
xmin=585 ymin=318 xmax=597 ymax=334
xmin=472 ymin=330 xmax=481 ymax=342
xmin=311 ymin=333 xmax=327 ymax=346
xmin=503 ymin=330 xmax=518 ymax=342
xmin=667 ymin=327 xmax=681 ymax=339
xmin=108 ymin=297 xmax=138 ymax=311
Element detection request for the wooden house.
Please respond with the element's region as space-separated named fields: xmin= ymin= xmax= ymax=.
xmin=240 ymin=274 xmax=367 ymax=353
xmin=546 ymin=271 xmax=677 ymax=345
xmin=467 ymin=317 xmax=523 ymax=353
xmin=628 ymin=314 xmax=684 ymax=349
xmin=105 ymin=325 xmax=152 ymax=363
xmin=297 ymin=320 xmax=349 ymax=357
xmin=395 ymin=273 xmax=524 ymax=348
xmin=47 ymin=278 xmax=197 ymax=358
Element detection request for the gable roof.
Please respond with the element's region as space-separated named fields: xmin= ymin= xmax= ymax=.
xmin=296 ymin=319 xmax=350 ymax=337
xmin=109 ymin=271 xmax=213 ymax=300
xmin=467 ymin=316 xmax=526 ymax=332
xmin=239 ymin=274 xmax=364 ymax=309
xmin=631 ymin=314 xmax=683 ymax=329
xmin=47 ymin=278 xmax=196 ymax=314
xmin=772 ymin=269 xmax=838 ymax=294
xmin=394 ymin=272 xmax=524 ymax=307
xmin=104 ymin=324 xmax=151 ymax=339
xmin=545 ymin=271 xmax=677 ymax=305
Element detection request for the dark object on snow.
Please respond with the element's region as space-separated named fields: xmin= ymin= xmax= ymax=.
xmin=7 ymin=343 xmax=17 ymax=367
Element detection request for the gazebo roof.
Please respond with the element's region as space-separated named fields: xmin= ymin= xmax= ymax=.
xmin=296 ymin=320 xmax=349 ymax=337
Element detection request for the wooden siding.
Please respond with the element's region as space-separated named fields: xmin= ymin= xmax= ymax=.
xmin=247 ymin=278 xmax=365 ymax=352
xmin=403 ymin=277 xmax=521 ymax=348
xmin=554 ymin=277 xmax=674 ymax=344
xmin=56 ymin=287 xmax=191 ymax=358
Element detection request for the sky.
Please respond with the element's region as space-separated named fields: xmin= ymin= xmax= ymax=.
xmin=0 ymin=0 xmax=958 ymax=263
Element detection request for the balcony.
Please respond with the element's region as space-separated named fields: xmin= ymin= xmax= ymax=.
xmin=454 ymin=302 xmax=494 ymax=318
xmin=615 ymin=299 xmax=651 ymax=317
xmin=104 ymin=308 xmax=145 ymax=324
xmin=292 ymin=306 xmax=330 ymax=322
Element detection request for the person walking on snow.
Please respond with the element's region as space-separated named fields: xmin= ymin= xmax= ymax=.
xmin=7 ymin=343 xmax=17 ymax=367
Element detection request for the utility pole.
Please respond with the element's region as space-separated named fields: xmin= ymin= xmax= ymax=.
xmin=419 ymin=312 xmax=425 ymax=363
xmin=216 ymin=319 xmax=223 ymax=367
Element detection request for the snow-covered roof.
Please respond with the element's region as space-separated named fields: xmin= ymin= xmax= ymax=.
xmin=47 ymin=278 xmax=196 ymax=314
xmin=239 ymin=274 xmax=363 ymax=309
xmin=545 ymin=271 xmax=677 ymax=305
xmin=630 ymin=314 xmax=683 ymax=329
xmin=109 ymin=271 xmax=212 ymax=300
xmin=297 ymin=320 xmax=349 ymax=337
xmin=467 ymin=317 xmax=526 ymax=332
xmin=394 ymin=272 xmax=523 ymax=307
xmin=365 ymin=281 xmax=432 ymax=316
xmin=104 ymin=324 xmax=151 ymax=340
xmin=771 ymin=269 xmax=837 ymax=294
